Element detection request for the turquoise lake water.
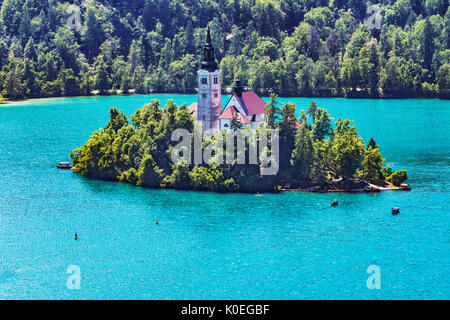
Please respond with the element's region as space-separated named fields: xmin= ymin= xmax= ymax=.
xmin=0 ymin=94 xmax=448 ymax=300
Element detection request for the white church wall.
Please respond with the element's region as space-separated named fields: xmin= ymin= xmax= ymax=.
xmin=220 ymin=119 xmax=231 ymax=131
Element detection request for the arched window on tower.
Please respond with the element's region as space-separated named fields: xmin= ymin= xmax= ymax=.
xmin=214 ymin=77 xmax=218 ymax=84
xmin=201 ymin=77 xmax=208 ymax=85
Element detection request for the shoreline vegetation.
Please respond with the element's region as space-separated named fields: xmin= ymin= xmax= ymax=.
xmin=70 ymin=96 xmax=409 ymax=194
xmin=0 ymin=1 xmax=449 ymax=102
xmin=1 ymin=89 xmax=448 ymax=105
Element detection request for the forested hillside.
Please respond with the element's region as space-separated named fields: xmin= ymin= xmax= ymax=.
xmin=0 ymin=0 xmax=449 ymax=100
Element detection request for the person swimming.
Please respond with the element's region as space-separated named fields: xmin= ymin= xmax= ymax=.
xmin=154 ymin=221 xmax=160 ymax=225
xmin=74 ymin=233 xmax=78 ymax=240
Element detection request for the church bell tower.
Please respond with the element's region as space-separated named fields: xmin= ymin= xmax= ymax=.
xmin=197 ymin=28 xmax=221 ymax=135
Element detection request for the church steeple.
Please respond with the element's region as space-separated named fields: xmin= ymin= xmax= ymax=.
xmin=201 ymin=27 xmax=218 ymax=71
xmin=233 ymin=79 xmax=244 ymax=96
xmin=196 ymin=26 xmax=221 ymax=135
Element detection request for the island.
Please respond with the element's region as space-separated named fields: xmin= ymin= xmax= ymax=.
xmin=70 ymin=97 xmax=409 ymax=193
xmin=70 ymin=29 xmax=409 ymax=194
xmin=70 ymin=27 xmax=409 ymax=194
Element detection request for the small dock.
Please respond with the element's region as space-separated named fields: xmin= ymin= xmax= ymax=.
xmin=281 ymin=183 xmax=411 ymax=194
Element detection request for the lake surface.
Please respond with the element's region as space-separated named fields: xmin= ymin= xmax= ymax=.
xmin=0 ymin=95 xmax=448 ymax=300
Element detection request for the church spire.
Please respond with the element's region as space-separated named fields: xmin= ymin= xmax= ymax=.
xmin=206 ymin=27 xmax=212 ymax=46
xmin=201 ymin=27 xmax=218 ymax=71
xmin=233 ymin=79 xmax=244 ymax=96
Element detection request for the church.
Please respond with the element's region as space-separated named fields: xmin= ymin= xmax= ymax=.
xmin=188 ymin=28 xmax=267 ymax=135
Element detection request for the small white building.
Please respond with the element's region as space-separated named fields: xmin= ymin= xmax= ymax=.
xmin=219 ymin=80 xmax=266 ymax=130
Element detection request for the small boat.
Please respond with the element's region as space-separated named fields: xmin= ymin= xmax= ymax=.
xmin=57 ymin=162 xmax=72 ymax=169
xmin=331 ymin=200 xmax=339 ymax=207
xmin=399 ymin=184 xmax=411 ymax=191
xmin=392 ymin=207 xmax=400 ymax=215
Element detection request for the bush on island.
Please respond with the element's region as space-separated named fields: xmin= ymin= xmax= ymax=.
xmin=387 ymin=170 xmax=408 ymax=187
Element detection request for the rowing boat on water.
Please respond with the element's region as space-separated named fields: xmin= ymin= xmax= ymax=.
xmin=56 ymin=162 xmax=72 ymax=169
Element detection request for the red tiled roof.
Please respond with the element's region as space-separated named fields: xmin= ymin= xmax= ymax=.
xmin=235 ymin=91 xmax=266 ymax=116
xmin=219 ymin=106 xmax=251 ymax=124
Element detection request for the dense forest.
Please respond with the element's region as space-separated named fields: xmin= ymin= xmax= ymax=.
xmin=71 ymin=97 xmax=408 ymax=193
xmin=0 ymin=0 xmax=449 ymax=100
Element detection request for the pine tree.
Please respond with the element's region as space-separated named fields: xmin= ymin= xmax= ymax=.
xmin=291 ymin=123 xmax=314 ymax=181
xmin=132 ymin=66 xmax=147 ymax=94
xmin=331 ymin=120 xmax=365 ymax=181
xmin=24 ymin=38 xmax=38 ymax=61
xmin=121 ymin=70 xmax=131 ymax=94
xmin=422 ymin=18 xmax=434 ymax=70
xmin=444 ymin=7 xmax=450 ymax=49
xmin=361 ymin=147 xmax=385 ymax=183
xmin=307 ymin=27 xmax=321 ymax=61
xmin=184 ymin=21 xmax=195 ymax=55
xmin=264 ymin=93 xmax=282 ymax=129
xmin=3 ymin=62 xmax=24 ymax=99
xmin=82 ymin=7 xmax=104 ymax=60
xmin=23 ymin=58 xmax=39 ymax=97
xmin=279 ymin=102 xmax=298 ymax=174
xmin=18 ymin=7 xmax=31 ymax=45
xmin=312 ymin=108 xmax=333 ymax=141
xmin=0 ymin=39 xmax=8 ymax=66
xmin=80 ymin=67 xmax=92 ymax=96
xmin=367 ymin=137 xmax=378 ymax=150
xmin=311 ymin=140 xmax=330 ymax=187
xmin=60 ymin=68 xmax=80 ymax=96
xmin=128 ymin=40 xmax=143 ymax=75
xmin=94 ymin=55 xmax=110 ymax=94
xmin=306 ymin=102 xmax=318 ymax=123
